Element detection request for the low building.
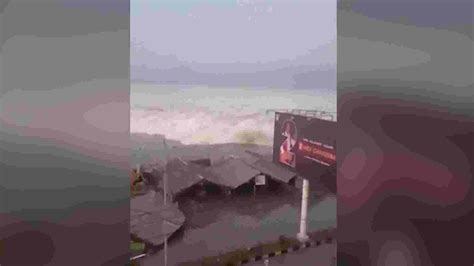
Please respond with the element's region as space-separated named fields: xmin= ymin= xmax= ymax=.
xmin=130 ymin=191 xmax=185 ymax=247
xmin=209 ymin=157 xmax=261 ymax=188
xmin=154 ymin=151 xmax=306 ymax=202
xmin=250 ymin=158 xmax=298 ymax=184
xmin=162 ymin=158 xmax=203 ymax=200
xmin=207 ymin=157 xmax=262 ymax=194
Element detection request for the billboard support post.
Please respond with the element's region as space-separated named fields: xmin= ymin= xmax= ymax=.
xmin=272 ymin=112 xmax=335 ymax=242
xmin=297 ymin=178 xmax=309 ymax=242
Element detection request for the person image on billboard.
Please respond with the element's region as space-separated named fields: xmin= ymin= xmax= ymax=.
xmin=279 ymin=120 xmax=297 ymax=167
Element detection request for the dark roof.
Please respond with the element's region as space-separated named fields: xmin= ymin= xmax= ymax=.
xmin=162 ymin=158 xmax=208 ymax=196
xmin=249 ymin=159 xmax=297 ymax=183
xmin=159 ymin=156 xmax=292 ymax=195
xmin=208 ymin=157 xmax=261 ymax=189
xmin=140 ymin=162 xmax=164 ymax=188
xmin=130 ymin=192 xmax=185 ymax=246
xmin=131 ymin=206 xmax=184 ymax=246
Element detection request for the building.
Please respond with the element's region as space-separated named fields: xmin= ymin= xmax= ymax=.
xmin=130 ymin=191 xmax=185 ymax=247
xmin=207 ymin=157 xmax=262 ymax=194
xmin=154 ymin=153 xmax=303 ymax=201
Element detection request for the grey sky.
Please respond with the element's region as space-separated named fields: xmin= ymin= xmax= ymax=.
xmin=131 ymin=0 xmax=336 ymax=71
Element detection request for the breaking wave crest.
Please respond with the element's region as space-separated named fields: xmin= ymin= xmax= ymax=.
xmin=131 ymin=107 xmax=274 ymax=145
xmin=131 ymin=84 xmax=335 ymax=145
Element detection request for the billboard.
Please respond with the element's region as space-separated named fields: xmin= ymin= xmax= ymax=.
xmin=273 ymin=112 xmax=336 ymax=178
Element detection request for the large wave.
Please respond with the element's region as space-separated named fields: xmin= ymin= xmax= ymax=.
xmin=131 ymin=84 xmax=336 ymax=145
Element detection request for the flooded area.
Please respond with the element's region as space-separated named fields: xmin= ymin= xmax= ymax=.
xmin=131 ymin=133 xmax=337 ymax=266
xmin=141 ymin=186 xmax=336 ymax=266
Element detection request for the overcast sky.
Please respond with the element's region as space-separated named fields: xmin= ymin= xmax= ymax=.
xmin=131 ymin=0 xmax=336 ymax=71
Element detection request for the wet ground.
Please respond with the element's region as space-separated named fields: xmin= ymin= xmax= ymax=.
xmin=140 ymin=182 xmax=336 ymax=266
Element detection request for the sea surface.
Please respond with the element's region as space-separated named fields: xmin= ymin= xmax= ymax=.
xmin=131 ymin=83 xmax=336 ymax=145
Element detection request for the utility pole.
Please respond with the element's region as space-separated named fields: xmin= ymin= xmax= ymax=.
xmin=297 ymin=178 xmax=309 ymax=242
xmin=162 ymin=138 xmax=169 ymax=266
xmin=163 ymin=139 xmax=169 ymax=205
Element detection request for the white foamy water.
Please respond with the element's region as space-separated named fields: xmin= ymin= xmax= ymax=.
xmin=131 ymin=84 xmax=336 ymax=145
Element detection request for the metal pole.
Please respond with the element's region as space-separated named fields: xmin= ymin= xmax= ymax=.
xmin=164 ymin=181 xmax=167 ymax=204
xmin=163 ymin=140 xmax=168 ymax=206
xmin=297 ymin=178 xmax=309 ymax=242
xmin=164 ymin=232 xmax=168 ymax=266
xmin=163 ymin=138 xmax=169 ymax=266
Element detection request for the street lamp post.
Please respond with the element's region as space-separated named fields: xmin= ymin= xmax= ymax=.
xmin=163 ymin=139 xmax=169 ymax=205
xmin=163 ymin=138 xmax=169 ymax=266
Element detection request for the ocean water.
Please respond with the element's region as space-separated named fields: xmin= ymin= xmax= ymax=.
xmin=131 ymin=83 xmax=336 ymax=145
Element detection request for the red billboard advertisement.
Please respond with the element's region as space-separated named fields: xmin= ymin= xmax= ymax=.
xmin=297 ymin=138 xmax=336 ymax=166
xmin=273 ymin=112 xmax=336 ymax=178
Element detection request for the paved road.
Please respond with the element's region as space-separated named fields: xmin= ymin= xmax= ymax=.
xmin=246 ymin=243 xmax=336 ymax=266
